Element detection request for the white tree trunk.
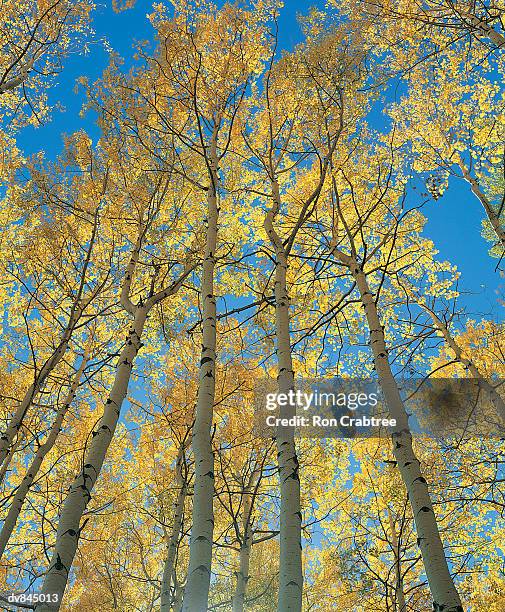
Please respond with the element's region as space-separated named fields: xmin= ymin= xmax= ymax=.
xmin=0 ymin=210 xmax=99 ymax=476
xmin=349 ymin=263 xmax=463 ymax=611
xmin=160 ymin=444 xmax=187 ymax=612
xmin=0 ymin=57 xmax=35 ymax=94
xmin=0 ymin=435 xmax=22 ymax=487
xmin=173 ymin=580 xmax=184 ymax=612
xmin=232 ymin=524 xmax=252 ymax=612
xmin=183 ymin=146 xmax=219 ymax=612
xmin=35 ymin=306 xmax=149 ymax=611
xmin=264 ymin=178 xmax=303 ymax=612
xmin=0 ymin=348 xmax=90 ymax=560
xmin=462 ymin=13 xmax=505 ymax=49
xmin=34 ymin=243 xmax=193 ymax=611
xmin=232 ymin=470 xmax=259 ymax=612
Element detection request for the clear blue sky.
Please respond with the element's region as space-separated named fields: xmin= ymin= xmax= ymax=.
xmin=17 ymin=0 xmax=503 ymax=324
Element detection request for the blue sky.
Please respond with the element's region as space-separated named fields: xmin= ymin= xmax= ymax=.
xmin=16 ymin=0 xmax=503 ymax=324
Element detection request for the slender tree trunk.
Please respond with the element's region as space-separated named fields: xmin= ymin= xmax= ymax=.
xmin=344 ymin=259 xmax=463 ymax=611
xmin=232 ymin=471 xmax=258 ymax=612
xmin=458 ymin=160 xmax=505 ymax=250
xmin=387 ymin=509 xmax=406 ymax=612
xmin=183 ymin=143 xmax=219 ymax=612
xmin=0 ymin=310 xmax=81 ymax=476
xmin=1 ymin=207 xmax=99 ymax=476
xmin=34 ymin=242 xmax=193 ymax=611
xmin=232 ymin=521 xmax=252 ymax=612
xmin=160 ymin=444 xmax=188 ymax=612
xmin=264 ymin=178 xmax=303 ymax=612
xmin=173 ymin=579 xmax=184 ymax=612
xmin=35 ymin=305 xmax=149 ymax=611
xmin=0 ymin=348 xmax=90 ymax=560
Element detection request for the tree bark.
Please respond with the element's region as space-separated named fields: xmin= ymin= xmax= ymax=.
xmin=160 ymin=444 xmax=188 ymax=612
xmin=0 ymin=57 xmax=35 ymax=95
xmin=232 ymin=470 xmax=259 ymax=612
xmin=264 ymin=178 xmax=303 ymax=612
xmin=173 ymin=580 xmax=184 ymax=612
xmin=0 ymin=347 xmax=90 ymax=560
xmin=0 ymin=435 xmax=22 ymax=487
xmin=35 ymin=237 xmax=193 ymax=611
xmin=387 ymin=508 xmax=406 ymax=612
xmin=341 ymin=257 xmax=463 ymax=612
xmin=461 ymin=13 xmax=505 ymax=49
xmin=183 ymin=141 xmax=219 ymax=612
xmin=0 ymin=210 xmax=99 ymax=477
xmin=35 ymin=306 xmax=149 ymax=611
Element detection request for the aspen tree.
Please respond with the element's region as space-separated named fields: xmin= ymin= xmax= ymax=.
xmin=1 ymin=136 xmax=116 ymax=485
xmin=231 ymin=469 xmax=259 ymax=612
xmin=1 ymin=2 xmax=504 ymax=609
xmin=244 ymin=29 xmax=363 ymax=609
xmin=225 ymin=445 xmax=278 ymax=612
xmin=324 ymin=148 xmax=463 ymax=610
xmin=329 ymin=0 xmax=505 ymax=62
xmin=311 ymin=435 xmax=478 ymax=610
xmin=214 ymin=440 xmax=275 ymax=612
xmin=387 ymin=506 xmax=407 ymax=612
xmin=386 ymin=49 xmax=505 ymax=255
xmin=125 ymin=5 xmax=274 ymax=609
xmin=205 ymin=332 xmax=278 ymax=611
xmin=263 ymin=175 xmax=304 ymax=612
xmin=328 ymin=0 xmax=505 ymax=253
xmin=160 ymin=430 xmax=191 ymax=612
xmin=36 ymin=190 xmax=196 ymax=610
xmin=338 ymin=262 xmax=461 ymax=610
xmin=185 ymin=124 xmax=219 ymax=611
xmin=86 ymin=1 xmax=269 ymax=602
xmin=458 ymin=159 xmax=505 ymax=250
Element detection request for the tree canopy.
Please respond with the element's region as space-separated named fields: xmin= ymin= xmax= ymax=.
xmin=0 ymin=1 xmax=504 ymax=611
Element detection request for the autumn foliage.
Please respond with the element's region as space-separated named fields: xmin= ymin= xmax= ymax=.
xmin=0 ymin=1 xmax=504 ymax=611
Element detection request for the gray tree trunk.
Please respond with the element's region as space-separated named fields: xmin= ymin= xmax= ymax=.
xmin=0 ymin=309 xmax=81 ymax=476
xmin=264 ymin=178 xmax=303 ymax=612
xmin=173 ymin=580 xmax=184 ymax=612
xmin=232 ymin=469 xmax=259 ymax=612
xmin=183 ymin=142 xmax=219 ymax=612
xmin=0 ymin=436 xmax=22 ymax=487
xmin=35 ymin=238 xmax=193 ymax=611
xmin=387 ymin=508 xmax=406 ymax=612
xmin=35 ymin=306 xmax=149 ymax=611
xmin=462 ymin=13 xmax=505 ymax=49
xmin=160 ymin=444 xmax=188 ymax=612
xmin=420 ymin=302 xmax=505 ymax=419
xmin=0 ymin=212 xmax=99 ymax=478
xmin=346 ymin=260 xmax=463 ymax=612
